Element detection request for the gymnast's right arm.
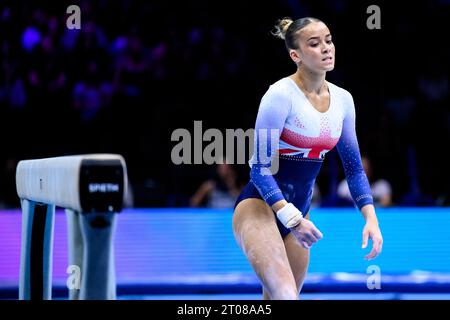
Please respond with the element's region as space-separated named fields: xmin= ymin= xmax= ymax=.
xmin=249 ymin=86 xmax=290 ymax=211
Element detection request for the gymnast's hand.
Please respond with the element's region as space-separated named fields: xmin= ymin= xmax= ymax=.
xmin=290 ymin=217 xmax=323 ymax=250
xmin=361 ymin=205 xmax=383 ymax=260
xmin=362 ymin=219 xmax=383 ymax=260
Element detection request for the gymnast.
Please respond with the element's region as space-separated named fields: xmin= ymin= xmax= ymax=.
xmin=232 ymin=17 xmax=383 ymax=300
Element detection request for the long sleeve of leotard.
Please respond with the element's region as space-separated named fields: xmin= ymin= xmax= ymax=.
xmin=335 ymin=91 xmax=374 ymax=209
xmin=249 ymin=85 xmax=289 ymax=207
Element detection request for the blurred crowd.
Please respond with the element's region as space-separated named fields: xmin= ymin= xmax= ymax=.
xmin=0 ymin=0 xmax=449 ymax=209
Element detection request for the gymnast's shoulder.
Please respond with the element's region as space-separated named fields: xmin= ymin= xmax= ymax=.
xmin=326 ymin=81 xmax=353 ymax=99
xmin=261 ymin=77 xmax=298 ymax=100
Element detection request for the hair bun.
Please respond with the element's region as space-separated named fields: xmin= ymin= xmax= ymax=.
xmin=272 ymin=17 xmax=293 ymax=40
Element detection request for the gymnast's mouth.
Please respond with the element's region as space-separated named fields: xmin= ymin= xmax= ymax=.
xmin=322 ymin=56 xmax=333 ymax=61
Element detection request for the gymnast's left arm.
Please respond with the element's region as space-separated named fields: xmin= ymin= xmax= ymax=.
xmin=335 ymin=90 xmax=383 ymax=260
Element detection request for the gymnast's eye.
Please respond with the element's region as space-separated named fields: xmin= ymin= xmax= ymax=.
xmin=310 ymin=43 xmax=319 ymax=47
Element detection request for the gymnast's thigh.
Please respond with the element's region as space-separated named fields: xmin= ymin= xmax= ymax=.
xmin=232 ymin=198 xmax=296 ymax=292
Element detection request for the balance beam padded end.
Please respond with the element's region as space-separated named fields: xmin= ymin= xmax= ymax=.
xmin=16 ymin=154 xmax=127 ymax=213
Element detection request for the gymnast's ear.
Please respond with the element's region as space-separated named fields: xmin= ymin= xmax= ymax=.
xmin=289 ymin=49 xmax=302 ymax=64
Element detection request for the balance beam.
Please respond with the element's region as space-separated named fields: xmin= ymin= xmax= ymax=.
xmin=16 ymin=154 xmax=127 ymax=300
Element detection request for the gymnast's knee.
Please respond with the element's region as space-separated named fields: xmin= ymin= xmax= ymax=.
xmin=267 ymin=283 xmax=299 ymax=300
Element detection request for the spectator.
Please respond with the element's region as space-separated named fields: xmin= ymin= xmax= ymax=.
xmin=337 ymin=156 xmax=393 ymax=207
xmin=190 ymin=162 xmax=243 ymax=209
xmin=72 ymin=59 xmax=113 ymax=122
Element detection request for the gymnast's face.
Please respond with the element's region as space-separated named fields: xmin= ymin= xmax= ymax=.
xmin=290 ymin=21 xmax=335 ymax=72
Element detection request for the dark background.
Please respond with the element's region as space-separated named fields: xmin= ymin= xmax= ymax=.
xmin=0 ymin=0 xmax=448 ymax=208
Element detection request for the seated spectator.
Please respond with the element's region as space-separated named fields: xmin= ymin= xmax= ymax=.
xmin=190 ymin=162 xmax=243 ymax=209
xmin=72 ymin=60 xmax=113 ymax=122
xmin=337 ymin=156 xmax=393 ymax=207
xmin=397 ymin=146 xmax=436 ymax=207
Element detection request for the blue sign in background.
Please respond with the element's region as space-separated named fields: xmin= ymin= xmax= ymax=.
xmin=1 ymin=208 xmax=449 ymax=290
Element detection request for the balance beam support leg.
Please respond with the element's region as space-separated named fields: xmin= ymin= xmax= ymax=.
xmin=66 ymin=209 xmax=83 ymax=300
xmin=79 ymin=212 xmax=117 ymax=300
xmin=19 ymin=199 xmax=55 ymax=300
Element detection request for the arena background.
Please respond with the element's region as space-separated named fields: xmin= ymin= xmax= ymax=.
xmin=0 ymin=0 xmax=449 ymax=300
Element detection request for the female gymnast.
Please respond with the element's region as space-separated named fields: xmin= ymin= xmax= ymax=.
xmin=232 ymin=17 xmax=383 ymax=300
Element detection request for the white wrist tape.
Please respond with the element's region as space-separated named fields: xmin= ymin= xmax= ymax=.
xmin=276 ymin=203 xmax=303 ymax=228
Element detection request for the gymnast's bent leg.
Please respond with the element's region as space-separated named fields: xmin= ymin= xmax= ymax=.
xmin=233 ymin=198 xmax=298 ymax=300
xmin=262 ymin=212 xmax=310 ymax=300
xmin=273 ymin=213 xmax=312 ymax=299
xmin=284 ymin=221 xmax=311 ymax=294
